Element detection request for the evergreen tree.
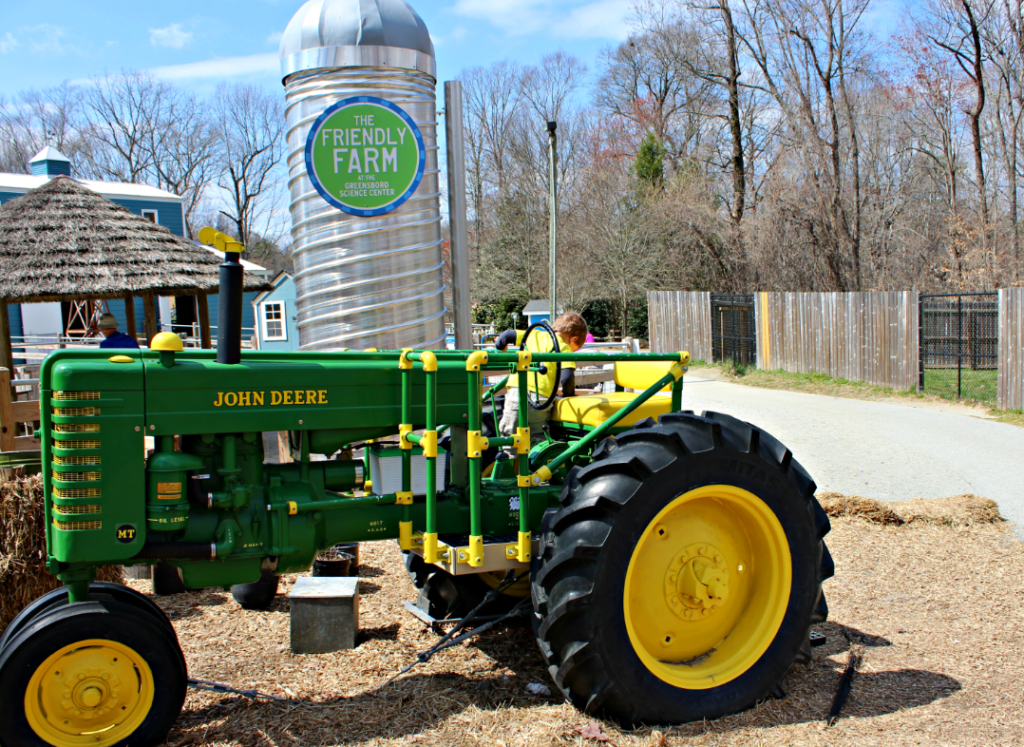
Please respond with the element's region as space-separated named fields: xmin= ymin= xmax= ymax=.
xmin=634 ymin=132 xmax=665 ymax=187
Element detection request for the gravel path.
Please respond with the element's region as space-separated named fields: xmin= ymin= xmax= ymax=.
xmin=675 ymin=373 xmax=1024 ymax=537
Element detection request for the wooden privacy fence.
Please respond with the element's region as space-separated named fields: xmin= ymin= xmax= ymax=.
xmin=648 ymin=291 xmax=712 ymax=362
xmin=755 ymin=292 xmax=920 ymax=391
xmin=998 ymin=289 xmax=1024 ymax=410
xmin=0 ymin=368 xmax=41 ymax=452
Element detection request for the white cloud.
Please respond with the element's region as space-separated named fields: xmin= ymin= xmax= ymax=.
xmin=553 ymin=0 xmax=632 ymax=40
xmin=0 ymin=32 xmax=17 ymax=54
xmin=148 ymin=53 xmax=279 ymax=81
xmin=150 ymin=23 xmax=194 ymax=49
xmin=27 ymin=25 xmax=71 ymax=54
xmin=449 ymin=0 xmax=631 ymax=40
xmin=450 ymin=0 xmax=548 ymax=34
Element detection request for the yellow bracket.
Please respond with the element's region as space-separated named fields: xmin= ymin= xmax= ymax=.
xmin=468 ymin=535 xmax=484 ymax=567
xmin=466 ymin=350 xmax=489 ymax=371
xmin=395 ymin=491 xmax=414 ymax=505
xmin=513 ymin=427 xmax=530 ymax=455
xmin=287 ymin=501 xmax=298 ymax=515
xmin=399 ymin=348 xmax=415 ymax=370
xmin=420 ymin=430 xmax=438 ymax=458
xmin=399 ymin=521 xmax=414 ymax=550
xmin=516 ymin=350 xmax=532 ymax=371
xmin=467 ymin=430 xmax=489 ymax=458
xmin=198 ymin=226 xmax=244 ymax=253
xmin=678 ymin=350 xmax=691 ymax=366
xmin=423 ymin=532 xmax=439 ymax=563
xmin=517 ymin=531 xmax=531 ymax=563
xmin=364 ymin=348 xmax=378 ymax=352
xmin=517 ymin=474 xmax=533 ymax=488
xmin=530 ymin=465 xmax=553 ymax=485
xmin=398 ymin=423 xmax=414 ymax=450
xmin=669 ymin=363 xmax=685 ymax=381
xmin=420 ymin=350 xmax=438 ymax=372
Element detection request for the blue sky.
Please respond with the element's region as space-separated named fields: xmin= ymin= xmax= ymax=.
xmin=0 ymin=0 xmax=906 ymax=102
xmin=0 ymin=0 xmax=639 ymax=100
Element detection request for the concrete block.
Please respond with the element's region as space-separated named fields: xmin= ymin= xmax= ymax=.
xmin=289 ymin=576 xmax=359 ymax=654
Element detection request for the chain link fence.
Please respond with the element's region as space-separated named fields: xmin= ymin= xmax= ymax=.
xmin=919 ymin=293 xmax=998 ymax=404
xmin=710 ymin=294 xmax=757 ymax=365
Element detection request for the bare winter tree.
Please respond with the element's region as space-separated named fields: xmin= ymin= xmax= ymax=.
xmin=81 ymin=71 xmax=172 ymax=183
xmin=212 ymin=84 xmax=285 ymax=262
xmin=148 ymin=90 xmax=220 ymax=239
xmin=0 ymin=82 xmax=88 ymax=174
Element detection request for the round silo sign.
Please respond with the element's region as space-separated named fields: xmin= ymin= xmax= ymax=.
xmin=305 ymin=96 xmax=425 ymax=217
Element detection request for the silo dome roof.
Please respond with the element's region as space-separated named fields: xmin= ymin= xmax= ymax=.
xmin=280 ymin=0 xmax=435 ymax=81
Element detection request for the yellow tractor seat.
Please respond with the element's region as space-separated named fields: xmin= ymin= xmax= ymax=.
xmin=551 ymin=360 xmax=678 ymax=428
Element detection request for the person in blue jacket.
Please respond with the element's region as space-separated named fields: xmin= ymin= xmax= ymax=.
xmin=97 ymin=313 xmax=140 ymax=349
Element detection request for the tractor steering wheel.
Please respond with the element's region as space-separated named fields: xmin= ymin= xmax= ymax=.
xmin=519 ymin=321 xmax=562 ymax=412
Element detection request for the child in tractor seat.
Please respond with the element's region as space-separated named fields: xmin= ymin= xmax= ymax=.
xmin=495 ymin=312 xmax=589 ymax=442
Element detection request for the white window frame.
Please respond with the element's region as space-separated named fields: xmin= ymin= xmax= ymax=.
xmin=261 ymin=300 xmax=287 ymax=341
xmin=141 ymin=209 xmax=159 ymax=223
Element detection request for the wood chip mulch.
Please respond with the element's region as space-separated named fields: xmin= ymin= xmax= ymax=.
xmin=140 ymin=494 xmax=1024 ymax=746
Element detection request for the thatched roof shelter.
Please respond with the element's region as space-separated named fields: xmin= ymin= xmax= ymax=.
xmin=0 ymin=177 xmax=271 ymax=369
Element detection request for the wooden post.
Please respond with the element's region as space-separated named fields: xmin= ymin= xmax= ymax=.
xmin=143 ymin=292 xmax=158 ymax=346
xmin=197 ymin=293 xmax=212 ymax=349
xmin=124 ymin=292 xmax=137 ymax=342
xmin=0 ymin=368 xmax=14 ymax=452
xmin=0 ymin=302 xmax=13 ymax=376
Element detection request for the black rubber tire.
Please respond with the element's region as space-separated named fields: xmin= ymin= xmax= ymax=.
xmin=531 ymin=411 xmax=833 ymax=725
xmin=0 ymin=581 xmax=177 ymax=654
xmin=230 ymin=570 xmax=280 ymax=610
xmin=151 ymin=561 xmax=187 ymax=596
xmin=403 ymin=552 xmax=526 ymax=621
xmin=0 ymin=599 xmax=187 ymax=747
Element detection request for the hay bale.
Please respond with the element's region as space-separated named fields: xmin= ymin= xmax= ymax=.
xmin=0 ymin=475 xmax=122 ymax=633
xmin=817 ymin=490 xmax=1004 ymax=527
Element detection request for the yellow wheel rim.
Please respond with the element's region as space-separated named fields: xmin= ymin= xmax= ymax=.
xmin=25 ymin=639 xmax=155 ymax=747
xmin=623 ymin=485 xmax=791 ymax=689
xmin=479 ymin=571 xmax=530 ymax=598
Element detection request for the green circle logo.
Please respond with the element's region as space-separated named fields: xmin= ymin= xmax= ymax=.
xmin=304 ymin=96 xmax=426 ymax=217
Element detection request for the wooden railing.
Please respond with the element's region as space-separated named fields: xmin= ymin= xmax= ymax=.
xmin=0 ymin=368 xmax=41 ymax=452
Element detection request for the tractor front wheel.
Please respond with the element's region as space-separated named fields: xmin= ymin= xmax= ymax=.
xmin=531 ymin=411 xmax=832 ymax=725
xmin=0 ymin=598 xmax=187 ymax=747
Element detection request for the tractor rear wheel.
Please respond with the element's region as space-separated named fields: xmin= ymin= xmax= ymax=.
xmin=230 ymin=570 xmax=280 ymax=610
xmin=0 ymin=599 xmax=187 ymax=747
xmin=531 ymin=411 xmax=832 ymax=725
xmin=151 ymin=561 xmax=187 ymax=596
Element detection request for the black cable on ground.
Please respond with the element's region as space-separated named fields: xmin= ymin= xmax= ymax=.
xmin=826 ymin=644 xmax=863 ymax=726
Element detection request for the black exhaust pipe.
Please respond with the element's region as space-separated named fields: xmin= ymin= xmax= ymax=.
xmin=217 ymin=249 xmax=243 ymax=364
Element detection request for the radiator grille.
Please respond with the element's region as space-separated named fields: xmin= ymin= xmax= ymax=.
xmin=52 ymin=503 xmax=102 ymax=515
xmin=52 ymin=470 xmax=101 ymax=482
xmin=53 ymin=407 xmax=100 ymax=417
xmin=53 ymin=455 xmax=101 ymax=466
xmin=52 ymin=391 xmax=101 ymax=401
xmin=53 ymin=487 xmax=101 ymax=499
xmin=53 ymin=439 xmax=101 ymax=450
xmin=54 ymin=424 xmax=100 ymax=433
xmin=52 ymin=519 xmax=102 ymax=531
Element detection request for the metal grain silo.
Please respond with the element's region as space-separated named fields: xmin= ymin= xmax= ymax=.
xmin=280 ymin=0 xmax=445 ymax=350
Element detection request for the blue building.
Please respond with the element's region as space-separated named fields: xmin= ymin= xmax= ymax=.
xmin=252 ymin=272 xmax=301 ymax=351
xmin=0 ymin=147 xmax=267 ymax=347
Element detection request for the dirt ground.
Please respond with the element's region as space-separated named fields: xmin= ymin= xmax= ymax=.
xmin=144 ymin=497 xmax=1024 ymax=747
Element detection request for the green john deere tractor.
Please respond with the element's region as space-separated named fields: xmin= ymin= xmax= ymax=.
xmin=0 ymin=248 xmax=832 ymax=746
